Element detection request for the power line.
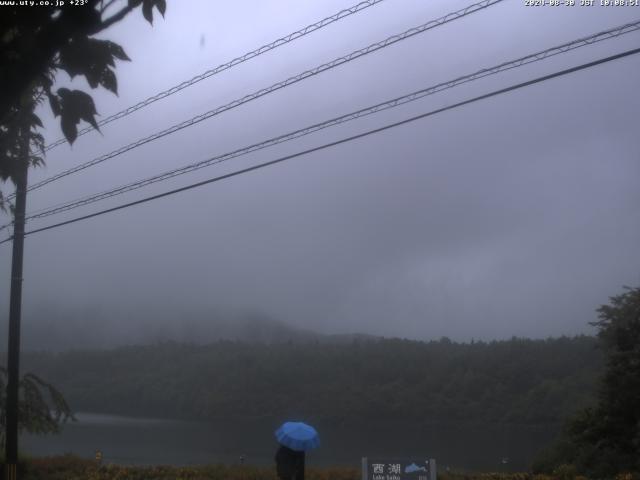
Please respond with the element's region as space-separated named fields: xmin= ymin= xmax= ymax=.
xmin=12 ymin=0 xmax=504 ymax=200
xmin=41 ymin=0 xmax=389 ymax=153
xmin=10 ymin=19 xmax=640 ymax=227
xmin=2 ymin=45 xmax=637 ymax=246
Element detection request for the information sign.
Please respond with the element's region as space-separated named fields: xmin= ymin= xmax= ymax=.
xmin=362 ymin=458 xmax=436 ymax=480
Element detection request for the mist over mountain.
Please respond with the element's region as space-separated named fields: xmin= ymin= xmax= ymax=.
xmin=6 ymin=304 xmax=376 ymax=351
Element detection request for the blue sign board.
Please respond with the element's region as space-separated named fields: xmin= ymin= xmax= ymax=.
xmin=362 ymin=458 xmax=436 ymax=480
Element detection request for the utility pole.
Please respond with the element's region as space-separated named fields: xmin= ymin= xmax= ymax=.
xmin=4 ymin=147 xmax=29 ymax=480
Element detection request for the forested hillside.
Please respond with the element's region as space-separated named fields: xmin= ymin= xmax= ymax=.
xmin=21 ymin=336 xmax=601 ymax=425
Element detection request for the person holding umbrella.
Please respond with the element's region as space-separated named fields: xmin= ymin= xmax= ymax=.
xmin=274 ymin=421 xmax=320 ymax=480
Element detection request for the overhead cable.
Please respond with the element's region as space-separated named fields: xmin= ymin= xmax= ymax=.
xmin=41 ymin=0 xmax=390 ymax=153
xmin=11 ymin=19 xmax=640 ymax=227
xmin=13 ymin=0 xmax=504 ymax=200
xmin=1 ymin=45 xmax=637 ymax=246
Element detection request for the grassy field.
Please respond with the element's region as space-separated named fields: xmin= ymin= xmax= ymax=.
xmin=14 ymin=455 xmax=356 ymax=480
xmin=7 ymin=456 xmax=638 ymax=480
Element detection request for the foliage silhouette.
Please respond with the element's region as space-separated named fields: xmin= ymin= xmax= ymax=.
xmin=534 ymin=286 xmax=640 ymax=477
xmin=0 ymin=0 xmax=166 ymax=208
xmin=0 ymin=366 xmax=74 ymax=450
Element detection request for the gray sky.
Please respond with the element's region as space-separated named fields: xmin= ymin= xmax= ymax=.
xmin=1 ymin=0 xmax=639 ymax=346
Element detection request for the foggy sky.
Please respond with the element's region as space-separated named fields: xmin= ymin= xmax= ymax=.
xmin=2 ymin=0 xmax=639 ymax=347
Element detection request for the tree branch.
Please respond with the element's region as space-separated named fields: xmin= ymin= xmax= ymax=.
xmin=100 ymin=0 xmax=120 ymax=14
xmin=95 ymin=4 xmax=135 ymax=33
xmin=0 ymin=2 xmax=135 ymax=123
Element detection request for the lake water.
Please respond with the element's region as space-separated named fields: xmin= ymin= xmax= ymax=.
xmin=21 ymin=413 xmax=559 ymax=471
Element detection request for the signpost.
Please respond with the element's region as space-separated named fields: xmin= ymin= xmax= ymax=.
xmin=362 ymin=458 xmax=436 ymax=480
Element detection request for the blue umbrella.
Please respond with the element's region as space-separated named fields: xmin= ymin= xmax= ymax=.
xmin=275 ymin=421 xmax=320 ymax=451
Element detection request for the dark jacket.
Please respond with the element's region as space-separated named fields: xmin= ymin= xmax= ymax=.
xmin=275 ymin=445 xmax=305 ymax=480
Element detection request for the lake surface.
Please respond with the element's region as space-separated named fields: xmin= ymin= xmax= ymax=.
xmin=22 ymin=413 xmax=559 ymax=471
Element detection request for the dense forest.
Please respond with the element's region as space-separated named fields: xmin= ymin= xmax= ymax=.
xmin=20 ymin=336 xmax=601 ymax=426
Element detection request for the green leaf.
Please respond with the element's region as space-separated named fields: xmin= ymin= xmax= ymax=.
xmin=57 ymin=88 xmax=100 ymax=143
xmin=84 ymin=68 xmax=101 ymax=89
xmin=107 ymin=41 xmax=131 ymax=62
xmin=30 ymin=113 xmax=43 ymax=128
xmin=142 ymin=0 xmax=154 ymax=24
xmin=73 ymin=93 xmax=99 ymax=130
xmin=29 ymin=155 xmax=44 ymax=167
xmin=60 ymin=112 xmax=78 ymax=144
xmin=99 ymin=69 xmax=118 ymax=95
xmin=31 ymin=132 xmax=45 ymax=155
xmin=59 ymin=38 xmax=122 ymax=93
xmin=155 ymin=0 xmax=166 ymax=17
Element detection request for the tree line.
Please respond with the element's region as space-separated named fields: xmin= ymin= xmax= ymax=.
xmin=20 ymin=335 xmax=601 ymax=426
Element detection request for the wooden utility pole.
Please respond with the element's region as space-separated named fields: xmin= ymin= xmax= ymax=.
xmin=4 ymin=151 xmax=28 ymax=480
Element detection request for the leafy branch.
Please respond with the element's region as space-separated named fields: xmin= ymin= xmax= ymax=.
xmin=0 ymin=366 xmax=75 ymax=449
xmin=0 ymin=0 xmax=167 ymax=200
